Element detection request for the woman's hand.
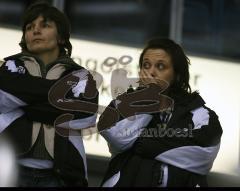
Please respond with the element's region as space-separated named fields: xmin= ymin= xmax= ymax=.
xmin=139 ymin=69 xmax=169 ymax=91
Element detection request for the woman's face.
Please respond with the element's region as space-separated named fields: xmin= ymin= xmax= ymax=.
xmin=24 ymin=15 xmax=60 ymax=56
xmin=139 ymin=48 xmax=175 ymax=89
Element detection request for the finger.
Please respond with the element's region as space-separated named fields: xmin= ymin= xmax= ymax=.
xmin=141 ymin=70 xmax=153 ymax=82
xmin=139 ymin=70 xmax=148 ymax=79
xmin=139 ymin=70 xmax=148 ymax=83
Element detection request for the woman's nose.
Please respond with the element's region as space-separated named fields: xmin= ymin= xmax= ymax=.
xmin=149 ymin=67 xmax=156 ymax=77
xmin=33 ymin=25 xmax=41 ymax=34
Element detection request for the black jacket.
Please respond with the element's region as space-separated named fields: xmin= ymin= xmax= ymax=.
xmin=0 ymin=53 xmax=99 ymax=186
xmin=99 ymin=86 xmax=222 ymax=187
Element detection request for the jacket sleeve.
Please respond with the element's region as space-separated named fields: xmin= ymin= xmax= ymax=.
xmin=20 ymin=102 xmax=65 ymax=125
xmin=99 ymin=83 xmax=173 ymax=155
xmin=45 ymin=69 xmax=99 ymax=130
xmin=19 ymin=69 xmax=98 ymax=129
xmin=49 ymin=69 xmax=98 ymax=186
xmin=99 ymin=99 xmax=153 ymax=154
xmin=0 ymin=60 xmax=57 ymax=111
xmin=21 ymin=91 xmax=98 ymax=127
xmin=133 ymin=106 xmax=223 ymax=175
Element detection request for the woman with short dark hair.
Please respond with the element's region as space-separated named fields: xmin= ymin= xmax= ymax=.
xmin=0 ymin=3 xmax=98 ymax=187
xmin=19 ymin=3 xmax=72 ymax=57
xmin=99 ymin=38 xmax=222 ymax=187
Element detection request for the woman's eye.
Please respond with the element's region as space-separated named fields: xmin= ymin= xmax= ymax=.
xmin=157 ymin=63 xmax=165 ymax=70
xmin=142 ymin=62 xmax=151 ymax=69
xmin=25 ymin=25 xmax=32 ymax=31
xmin=42 ymin=22 xmax=50 ymax=28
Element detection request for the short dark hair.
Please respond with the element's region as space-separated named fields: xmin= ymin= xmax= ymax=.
xmin=139 ymin=38 xmax=191 ymax=94
xmin=19 ymin=3 xmax=72 ymax=56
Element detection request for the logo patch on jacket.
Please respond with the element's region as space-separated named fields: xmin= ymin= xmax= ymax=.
xmin=5 ymin=60 xmax=26 ymax=74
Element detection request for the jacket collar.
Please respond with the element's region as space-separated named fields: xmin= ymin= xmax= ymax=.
xmin=4 ymin=52 xmax=81 ymax=73
xmin=167 ymin=92 xmax=205 ymax=127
